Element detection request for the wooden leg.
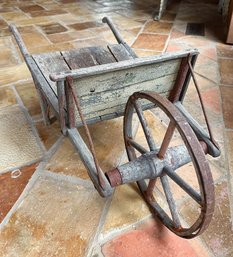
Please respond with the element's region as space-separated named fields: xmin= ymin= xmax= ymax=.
xmin=36 ymin=88 xmax=51 ymax=126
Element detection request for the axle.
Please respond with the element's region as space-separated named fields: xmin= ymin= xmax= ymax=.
xmin=106 ymin=145 xmax=191 ymax=187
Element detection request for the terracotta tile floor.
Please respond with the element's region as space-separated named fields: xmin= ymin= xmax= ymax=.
xmin=0 ymin=0 xmax=233 ymax=256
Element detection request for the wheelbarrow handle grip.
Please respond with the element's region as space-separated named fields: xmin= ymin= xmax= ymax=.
xmin=102 ymin=17 xmax=125 ymax=44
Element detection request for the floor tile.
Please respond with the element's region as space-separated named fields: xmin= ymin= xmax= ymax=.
xmin=16 ymin=17 xmax=52 ymax=26
xmin=0 ymin=7 xmax=15 ymax=13
xmin=102 ymin=219 xmax=210 ymax=257
xmin=102 ymin=183 xmax=150 ymax=236
xmin=199 ymin=47 xmax=217 ymax=60
xmin=69 ymin=21 xmax=103 ymax=31
xmin=0 ymin=63 xmax=31 ymax=86
xmin=1 ymin=11 xmax=29 ymax=22
xmin=72 ymin=37 xmax=108 ymax=49
xmin=0 ymin=175 xmax=106 ymax=257
xmin=225 ymin=131 xmax=233 ymax=176
xmin=19 ymin=4 xmax=45 ymax=13
xmin=133 ymin=49 xmax=162 ymax=57
xmin=132 ymin=33 xmax=168 ymax=51
xmin=166 ymin=41 xmax=187 ymax=52
xmin=16 ymin=82 xmax=41 ymax=118
xmin=47 ymin=30 xmax=94 ymax=43
xmin=219 ymin=59 xmax=233 ymax=85
xmin=21 ymin=31 xmax=51 ymax=49
xmin=46 ymin=118 xmax=125 ymax=179
xmin=48 ymin=13 xmax=80 ymax=25
xmin=0 ymin=47 xmax=20 ymax=68
xmin=195 ymin=58 xmax=219 ymax=83
xmin=202 ymin=86 xmax=222 ymax=113
xmin=0 ymin=86 xmax=17 ymax=109
xmin=175 ymin=36 xmax=213 ymax=49
xmin=35 ymin=121 xmax=61 ymax=150
xmin=29 ymin=42 xmax=75 ymax=54
xmin=0 ymin=18 xmax=8 ymax=29
xmin=143 ymin=21 xmax=173 ymax=34
xmin=217 ymin=44 xmax=233 ymax=59
xmin=180 ymin=181 xmax=233 ymax=257
xmin=0 ymin=162 xmax=38 ymax=223
xmin=160 ymin=11 xmax=177 ymax=22
xmin=220 ymin=86 xmax=233 ymax=129
xmin=0 ymin=106 xmax=42 ymax=170
xmin=18 ymin=25 xmax=39 ymax=34
xmin=0 ymin=28 xmax=11 ymax=37
xmin=39 ymin=22 xmax=67 ymax=34
xmin=29 ymin=9 xmax=67 ymax=17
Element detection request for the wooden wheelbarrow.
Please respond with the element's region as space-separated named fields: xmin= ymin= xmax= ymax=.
xmin=10 ymin=17 xmax=220 ymax=239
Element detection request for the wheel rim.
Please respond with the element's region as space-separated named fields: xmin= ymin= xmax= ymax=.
xmin=123 ymin=91 xmax=215 ymax=238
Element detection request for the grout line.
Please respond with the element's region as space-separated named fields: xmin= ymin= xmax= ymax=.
xmin=0 ymin=135 xmax=63 ymax=230
xmin=86 ymin=116 xmax=141 ymax=253
xmin=86 ymin=193 xmax=114 ymax=257
xmin=43 ymin=170 xmax=94 ymax=188
xmin=218 ymin=56 xmax=233 ymax=60
xmin=219 ymin=83 xmax=233 ymax=88
xmin=98 ymin=214 xmax=152 ymax=245
xmin=0 ymin=158 xmax=42 ymax=176
xmin=1 ymin=78 xmax=33 ymax=87
xmin=11 ymin=85 xmax=46 ymax=153
xmin=129 ymin=19 xmax=149 ymax=47
xmin=225 ymin=127 xmax=233 ymax=131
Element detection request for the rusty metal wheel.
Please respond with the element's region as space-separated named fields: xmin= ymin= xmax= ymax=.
xmin=123 ymin=91 xmax=215 ymax=238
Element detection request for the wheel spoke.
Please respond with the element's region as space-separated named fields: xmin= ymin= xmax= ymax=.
xmin=127 ymin=138 xmax=149 ymax=154
xmin=161 ymin=175 xmax=181 ymax=228
xmin=146 ymin=179 xmax=157 ymax=199
xmin=164 ymin=166 xmax=202 ymax=205
xmin=133 ymin=99 xmax=157 ymax=151
xmin=157 ymin=121 xmax=176 ymax=159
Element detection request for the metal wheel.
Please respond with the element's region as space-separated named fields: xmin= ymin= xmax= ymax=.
xmin=123 ymin=91 xmax=215 ymax=238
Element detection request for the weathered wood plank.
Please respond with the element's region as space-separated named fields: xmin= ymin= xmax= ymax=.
xmin=78 ymin=74 xmax=177 ymax=111
xmin=73 ymin=74 xmax=176 ymax=124
xmin=61 ymin=48 xmax=99 ymax=69
xmin=75 ymin=92 xmax=170 ymax=126
xmin=107 ymin=44 xmax=134 ymax=61
xmin=50 ymin=49 xmax=199 ymax=82
xmin=88 ymin=46 xmax=116 ymax=64
xmin=72 ymin=59 xmax=180 ymax=96
xmin=32 ymin=52 xmax=70 ymax=94
xmin=61 ymin=46 xmax=116 ymax=70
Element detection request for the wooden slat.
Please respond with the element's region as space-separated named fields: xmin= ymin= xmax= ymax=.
xmin=32 ymin=52 xmax=70 ymax=94
xmin=50 ymin=49 xmax=199 ymax=82
xmin=75 ymin=93 xmax=170 ymax=126
xmin=78 ymin=74 xmax=177 ymax=111
xmin=107 ymin=44 xmax=134 ymax=61
xmin=70 ymin=57 xmax=182 ymax=125
xmin=61 ymin=48 xmax=99 ymax=69
xmin=62 ymin=46 xmax=117 ymax=70
xmin=89 ymin=46 xmax=116 ymax=64
xmin=72 ymin=59 xmax=180 ymax=96
xmin=73 ymin=74 xmax=177 ymax=125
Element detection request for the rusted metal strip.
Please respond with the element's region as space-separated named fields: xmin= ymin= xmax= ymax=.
xmin=57 ymin=81 xmax=67 ymax=135
xmin=187 ymin=60 xmax=219 ymax=149
xmin=66 ymin=76 xmax=106 ymax=189
xmin=169 ymin=56 xmax=190 ymax=103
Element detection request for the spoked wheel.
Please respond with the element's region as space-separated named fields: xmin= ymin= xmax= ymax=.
xmin=123 ymin=91 xmax=215 ymax=238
